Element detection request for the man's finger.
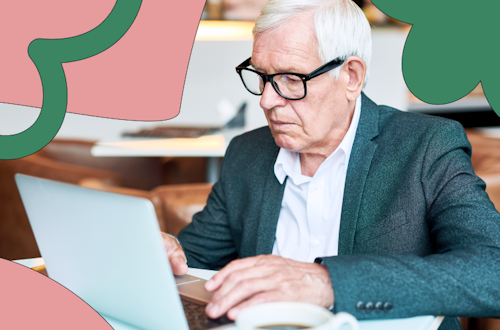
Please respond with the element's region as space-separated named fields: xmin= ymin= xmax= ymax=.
xmin=167 ymin=245 xmax=188 ymax=275
xmin=170 ymin=256 xmax=188 ymax=275
xmin=160 ymin=232 xmax=188 ymax=275
xmin=208 ymin=264 xmax=278 ymax=299
xmin=205 ymin=276 xmax=277 ymax=319
xmin=205 ymin=256 xmax=266 ymax=291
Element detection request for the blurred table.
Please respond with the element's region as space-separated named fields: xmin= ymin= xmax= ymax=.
xmin=91 ymin=128 xmax=246 ymax=183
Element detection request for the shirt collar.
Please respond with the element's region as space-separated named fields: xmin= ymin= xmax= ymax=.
xmin=274 ymin=95 xmax=362 ymax=184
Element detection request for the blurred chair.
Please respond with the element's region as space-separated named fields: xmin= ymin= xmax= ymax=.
xmin=151 ymin=183 xmax=213 ymax=236
xmin=467 ymin=130 xmax=500 ymax=209
xmin=464 ymin=129 xmax=500 ymax=330
xmin=161 ymin=157 xmax=209 ymax=185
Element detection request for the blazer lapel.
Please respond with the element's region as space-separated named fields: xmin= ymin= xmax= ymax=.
xmin=255 ymin=146 xmax=286 ymax=255
xmin=338 ymin=93 xmax=380 ymax=255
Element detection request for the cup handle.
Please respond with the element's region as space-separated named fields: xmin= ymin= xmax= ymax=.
xmin=324 ymin=312 xmax=359 ymax=330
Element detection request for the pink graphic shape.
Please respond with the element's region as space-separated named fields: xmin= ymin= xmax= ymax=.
xmin=0 ymin=258 xmax=112 ymax=329
xmin=0 ymin=0 xmax=205 ymax=121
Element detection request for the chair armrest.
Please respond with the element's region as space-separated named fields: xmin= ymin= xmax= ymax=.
xmin=18 ymin=154 xmax=121 ymax=186
xmin=151 ymin=183 xmax=213 ymax=236
xmin=466 ymin=129 xmax=500 ymax=174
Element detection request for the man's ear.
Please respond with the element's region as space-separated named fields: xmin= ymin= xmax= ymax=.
xmin=342 ymin=56 xmax=366 ymax=101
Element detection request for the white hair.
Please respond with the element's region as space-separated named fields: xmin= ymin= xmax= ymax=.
xmin=253 ymin=0 xmax=372 ymax=86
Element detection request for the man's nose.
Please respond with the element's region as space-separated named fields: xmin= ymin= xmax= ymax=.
xmin=260 ymin=80 xmax=287 ymax=110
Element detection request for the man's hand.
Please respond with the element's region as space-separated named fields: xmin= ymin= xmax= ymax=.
xmin=161 ymin=232 xmax=188 ymax=275
xmin=204 ymin=255 xmax=334 ymax=320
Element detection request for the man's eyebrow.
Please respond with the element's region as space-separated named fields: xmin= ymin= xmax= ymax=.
xmin=249 ymin=61 xmax=264 ymax=71
xmin=249 ymin=61 xmax=303 ymax=74
xmin=276 ymin=65 xmax=303 ymax=73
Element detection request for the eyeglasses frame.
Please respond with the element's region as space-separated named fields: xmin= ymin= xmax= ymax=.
xmin=235 ymin=57 xmax=345 ymax=101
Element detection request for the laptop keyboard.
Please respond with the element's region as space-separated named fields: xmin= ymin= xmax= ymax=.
xmin=182 ymin=299 xmax=233 ymax=329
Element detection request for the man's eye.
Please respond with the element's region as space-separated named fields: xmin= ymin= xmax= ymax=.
xmin=281 ymin=74 xmax=300 ymax=83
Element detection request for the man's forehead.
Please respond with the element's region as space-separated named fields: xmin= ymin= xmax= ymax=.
xmin=251 ymin=45 xmax=315 ymax=73
xmin=251 ymin=16 xmax=319 ymax=72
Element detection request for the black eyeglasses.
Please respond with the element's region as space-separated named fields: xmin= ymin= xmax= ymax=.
xmin=235 ymin=57 xmax=344 ymax=100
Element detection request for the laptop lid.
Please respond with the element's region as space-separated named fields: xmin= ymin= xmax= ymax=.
xmin=15 ymin=174 xmax=189 ymax=330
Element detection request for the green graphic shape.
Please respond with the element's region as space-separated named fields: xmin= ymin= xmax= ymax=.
xmin=0 ymin=0 xmax=142 ymax=160
xmin=371 ymin=0 xmax=500 ymax=116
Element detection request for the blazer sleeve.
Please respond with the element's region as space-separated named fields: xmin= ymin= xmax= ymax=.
xmin=324 ymin=120 xmax=500 ymax=319
xmin=177 ymin=140 xmax=238 ymax=270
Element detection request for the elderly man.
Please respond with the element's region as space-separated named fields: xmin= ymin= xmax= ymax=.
xmin=162 ymin=0 xmax=500 ymax=329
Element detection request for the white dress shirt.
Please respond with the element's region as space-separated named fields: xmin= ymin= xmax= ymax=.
xmin=272 ymin=96 xmax=362 ymax=263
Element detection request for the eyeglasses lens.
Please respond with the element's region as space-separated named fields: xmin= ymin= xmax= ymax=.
xmin=274 ymin=74 xmax=304 ymax=99
xmin=241 ymin=70 xmax=263 ymax=95
xmin=241 ymin=70 xmax=304 ymax=99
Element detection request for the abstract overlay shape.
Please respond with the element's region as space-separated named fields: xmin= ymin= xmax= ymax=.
xmin=0 ymin=258 xmax=112 ymax=329
xmin=0 ymin=0 xmax=141 ymax=159
xmin=1 ymin=0 xmax=205 ymax=121
xmin=371 ymin=0 xmax=500 ymax=116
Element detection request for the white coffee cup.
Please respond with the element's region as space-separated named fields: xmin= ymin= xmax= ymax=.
xmin=236 ymin=302 xmax=359 ymax=330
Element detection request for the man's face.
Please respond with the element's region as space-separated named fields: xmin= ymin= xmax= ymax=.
xmin=251 ymin=13 xmax=353 ymax=156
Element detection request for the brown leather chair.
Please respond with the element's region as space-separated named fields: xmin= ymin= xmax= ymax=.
xmin=467 ymin=130 xmax=500 ymax=209
xmin=463 ymin=130 xmax=500 ymax=330
xmin=151 ymin=183 xmax=213 ymax=236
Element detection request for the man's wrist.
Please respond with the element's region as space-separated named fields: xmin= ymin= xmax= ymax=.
xmin=314 ymin=257 xmax=335 ymax=311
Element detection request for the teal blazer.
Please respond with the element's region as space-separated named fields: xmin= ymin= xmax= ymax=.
xmin=178 ymin=93 xmax=500 ymax=330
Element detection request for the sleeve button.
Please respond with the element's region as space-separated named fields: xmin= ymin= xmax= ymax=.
xmin=365 ymin=302 xmax=374 ymax=311
xmin=383 ymin=302 xmax=393 ymax=311
xmin=355 ymin=301 xmax=365 ymax=310
xmin=375 ymin=302 xmax=384 ymax=310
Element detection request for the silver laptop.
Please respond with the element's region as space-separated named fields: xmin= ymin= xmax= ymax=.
xmin=15 ymin=174 xmax=233 ymax=330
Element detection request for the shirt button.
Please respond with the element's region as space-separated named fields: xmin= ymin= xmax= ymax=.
xmin=312 ymin=239 xmax=320 ymax=247
xmin=355 ymin=301 xmax=365 ymax=310
xmin=383 ymin=302 xmax=393 ymax=311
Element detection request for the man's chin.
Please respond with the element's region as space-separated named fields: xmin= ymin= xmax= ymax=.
xmin=272 ymin=133 xmax=302 ymax=152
